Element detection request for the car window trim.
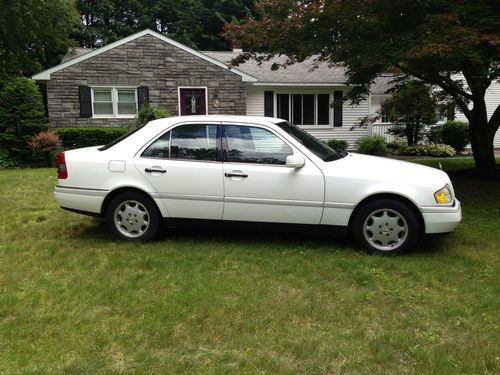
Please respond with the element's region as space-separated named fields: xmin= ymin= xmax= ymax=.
xmin=220 ymin=122 xmax=297 ymax=166
xmin=138 ymin=122 xmax=222 ymax=163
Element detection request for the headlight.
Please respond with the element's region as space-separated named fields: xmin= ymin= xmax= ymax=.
xmin=434 ymin=185 xmax=453 ymax=204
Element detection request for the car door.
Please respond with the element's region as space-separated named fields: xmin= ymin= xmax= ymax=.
xmin=134 ymin=122 xmax=223 ymax=219
xmin=222 ymin=123 xmax=325 ymax=224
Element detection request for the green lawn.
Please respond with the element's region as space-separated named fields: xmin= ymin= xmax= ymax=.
xmin=0 ymin=158 xmax=498 ymax=374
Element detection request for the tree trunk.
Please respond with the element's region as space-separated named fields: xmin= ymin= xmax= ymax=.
xmin=468 ymin=98 xmax=497 ymax=174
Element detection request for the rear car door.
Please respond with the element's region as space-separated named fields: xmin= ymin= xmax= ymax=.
xmin=134 ymin=122 xmax=223 ymax=219
xmin=221 ymin=123 xmax=324 ymax=224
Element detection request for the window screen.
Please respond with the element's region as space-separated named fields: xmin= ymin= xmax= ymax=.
xmin=93 ymin=89 xmax=113 ymax=115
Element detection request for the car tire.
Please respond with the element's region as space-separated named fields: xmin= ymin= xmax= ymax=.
xmin=352 ymin=199 xmax=420 ymax=255
xmin=106 ymin=192 xmax=161 ymax=241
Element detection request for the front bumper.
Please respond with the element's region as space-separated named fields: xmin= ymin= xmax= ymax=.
xmin=420 ymin=199 xmax=462 ymax=234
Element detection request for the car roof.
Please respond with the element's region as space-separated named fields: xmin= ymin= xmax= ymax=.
xmin=108 ymin=115 xmax=287 ymax=153
xmin=146 ymin=115 xmax=284 ymax=128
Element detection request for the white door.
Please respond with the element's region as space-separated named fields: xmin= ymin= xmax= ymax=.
xmin=134 ymin=123 xmax=223 ymax=219
xmin=222 ymin=124 xmax=324 ymax=224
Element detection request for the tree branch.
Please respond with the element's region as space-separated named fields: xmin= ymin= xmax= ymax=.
xmin=393 ymin=63 xmax=472 ymax=119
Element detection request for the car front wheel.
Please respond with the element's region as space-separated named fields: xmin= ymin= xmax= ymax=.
xmin=352 ymin=199 xmax=420 ymax=255
xmin=106 ymin=192 xmax=161 ymax=241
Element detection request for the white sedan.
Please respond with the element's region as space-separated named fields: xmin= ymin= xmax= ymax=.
xmin=54 ymin=115 xmax=461 ymax=255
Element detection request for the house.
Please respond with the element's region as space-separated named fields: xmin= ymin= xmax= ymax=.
xmin=32 ymin=29 xmax=500 ymax=148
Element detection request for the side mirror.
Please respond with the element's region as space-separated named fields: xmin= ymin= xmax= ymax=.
xmin=286 ymin=154 xmax=305 ymax=168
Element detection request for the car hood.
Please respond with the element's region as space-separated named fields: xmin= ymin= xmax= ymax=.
xmin=327 ymin=152 xmax=451 ymax=186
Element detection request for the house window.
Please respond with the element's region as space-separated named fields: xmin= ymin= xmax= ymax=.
xmin=276 ymin=93 xmax=330 ymax=126
xmin=91 ymin=87 xmax=138 ymax=117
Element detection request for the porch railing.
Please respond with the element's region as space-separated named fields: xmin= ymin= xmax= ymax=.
xmin=370 ymin=123 xmax=398 ymax=143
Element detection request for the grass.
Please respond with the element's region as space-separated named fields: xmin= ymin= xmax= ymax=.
xmin=0 ymin=157 xmax=498 ymax=374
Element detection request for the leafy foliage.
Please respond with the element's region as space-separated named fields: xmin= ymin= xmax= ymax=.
xmin=27 ymin=131 xmax=61 ymax=166
xmin=137 ymin=105 xmax=171 ymax=127
xmin=56 ymin=127 xmax=129 ymax=149
xmin=76 ymin=0 xmax=258 ymax=50
xmin=441 ymin=121 xmax=470 ymax=154
xmin=355 ymin=136 xmax=388 ymax=156
xmin=0 ymin=77 xmax=49 ymax=162
xmin=400 ymin=144 xmax=456 ymax=157
xmin=225 ymin=0 xmax=500 ymax=171
xmin=0 ymin=0 xmax=80 ymax=81
xmin=326 ymin=139 xmax=349 ymax=152
xmin=383 ymin=81 xmax=437 ymax=145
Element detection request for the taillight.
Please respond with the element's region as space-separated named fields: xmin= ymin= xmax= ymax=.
xmin=56 ymin=152 xmax=68 ymax=179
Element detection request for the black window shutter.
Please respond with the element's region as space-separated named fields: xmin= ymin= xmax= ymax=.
xmin=333 ymin=91 xmax=343 ymax=127
xmin=264 ymin=91 xmax=274 ymax=117
xmin=78 ymin=86 xmax=92 ymax=118
xmin=137 ymin=86 xmax=149 ymax=109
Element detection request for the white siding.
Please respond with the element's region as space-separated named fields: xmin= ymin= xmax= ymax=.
xmin=455 ymin=80 xmax=500 ymax=148
xmin=245 ymin=86 xmax=371 ymax=149
xmin=246 ymin=87 xmax=265 ymax=116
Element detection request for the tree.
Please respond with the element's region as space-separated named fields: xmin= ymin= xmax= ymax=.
xmin=224 ymin=0 xmax=500 ymax=173
xmin=383 ymin=81 xmax=437 ymax=145
xmin=76 ymin=0 xmax=258 ymax=50
xmin=0 ymin=0 xmax=80 ymax=81
xmin=0 ymin=77 xmax=49 ymax=162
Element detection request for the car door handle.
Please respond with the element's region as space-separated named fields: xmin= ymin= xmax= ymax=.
xmin=145 ymin=168 xmax=166 ymax=174
xmin=225 ymin=172 xmax=248 ymax=178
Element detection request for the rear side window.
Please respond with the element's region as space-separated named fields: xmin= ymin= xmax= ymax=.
xmin=225 ymin=125 xmax=292 ymax=165
xmin=142 ymin=131 xmax=170 ymax=158
xmin=142 ymin=124 xmax=218 ymax=161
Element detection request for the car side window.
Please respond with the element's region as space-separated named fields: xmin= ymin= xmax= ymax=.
xmin=225 ymin=125 xmax=293 ymax=165
xmin=142 ymin=131 xmax=170 ymax=159
xmin=170 ymin=124 xmax=218 ymax=161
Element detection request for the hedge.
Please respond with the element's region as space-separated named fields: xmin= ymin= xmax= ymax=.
xmin=55 ymin=127 xmax=130 ymax=149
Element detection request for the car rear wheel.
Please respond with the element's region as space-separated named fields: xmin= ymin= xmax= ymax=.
xmin=352 ymin=199 xmax=420 ymax=255
xmin=106 ymin=192 xmax=161 ymax=241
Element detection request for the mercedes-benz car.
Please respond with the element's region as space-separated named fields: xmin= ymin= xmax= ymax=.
xmin=54 ymin=115 xmax=461 ymax=255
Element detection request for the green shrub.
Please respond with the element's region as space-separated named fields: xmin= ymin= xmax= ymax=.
xmin=56 ymin=127 xmax=129 ymax=149
xmin=0 ymin=153 xmax=19 ymax=169
xmin=355 ymin=136 xmax=388 ymax=156
xmin=137 ymin=105 xmax=171 ymax=127
xmin=326 ymin=139 xmax=349 ymax=152
xmin=386 ymin=140 xmax=408 ymax=155
xmin=0 ymin=77 xmax=49 ymax=163
xmin=441 ymin=121 xmax=469 ymax=153
xmin=401 ymin=143 xmax=456 ymax=157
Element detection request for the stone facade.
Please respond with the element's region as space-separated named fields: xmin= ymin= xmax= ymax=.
xmin=46 ymin=34 xmax=246 ymax=128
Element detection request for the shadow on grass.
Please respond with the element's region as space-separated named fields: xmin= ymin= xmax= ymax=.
xmin=65 ymin=216 xmax=452 ymax=257
xmin=69 ymin=216 xmax=358 ymax=254
xmin=412 ymin=234 xmax=447 ymax=256
xmin=61 ymin=210 xmax=454 ymax=257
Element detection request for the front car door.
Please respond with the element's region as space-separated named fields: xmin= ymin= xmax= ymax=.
xmin=134 ymin=122 xmax=223 ymax=219
xmin=221 ymin=123 xmax=325 ymax=224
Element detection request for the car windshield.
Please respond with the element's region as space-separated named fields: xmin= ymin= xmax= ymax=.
xmin=276 ymin=121 xmax=346 ymax=161
xmin=98 ymin=125 xmax=145 ymax=151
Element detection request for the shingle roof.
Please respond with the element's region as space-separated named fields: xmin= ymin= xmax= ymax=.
xmin=204 ymin=51 xmax=393 ymax=93
xmin=203 ymin=51 xmax=347 ymax=84
xmin=61 ymin=47 xmax=94 ymax=63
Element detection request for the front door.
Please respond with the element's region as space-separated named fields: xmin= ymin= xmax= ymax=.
xmin=179 ymin=88 xmax=207 ymax=115
xmin=134 ymin=123 xmax=223 ymax=220
xmin=221 ymin=124 xmax=325 ymax=224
